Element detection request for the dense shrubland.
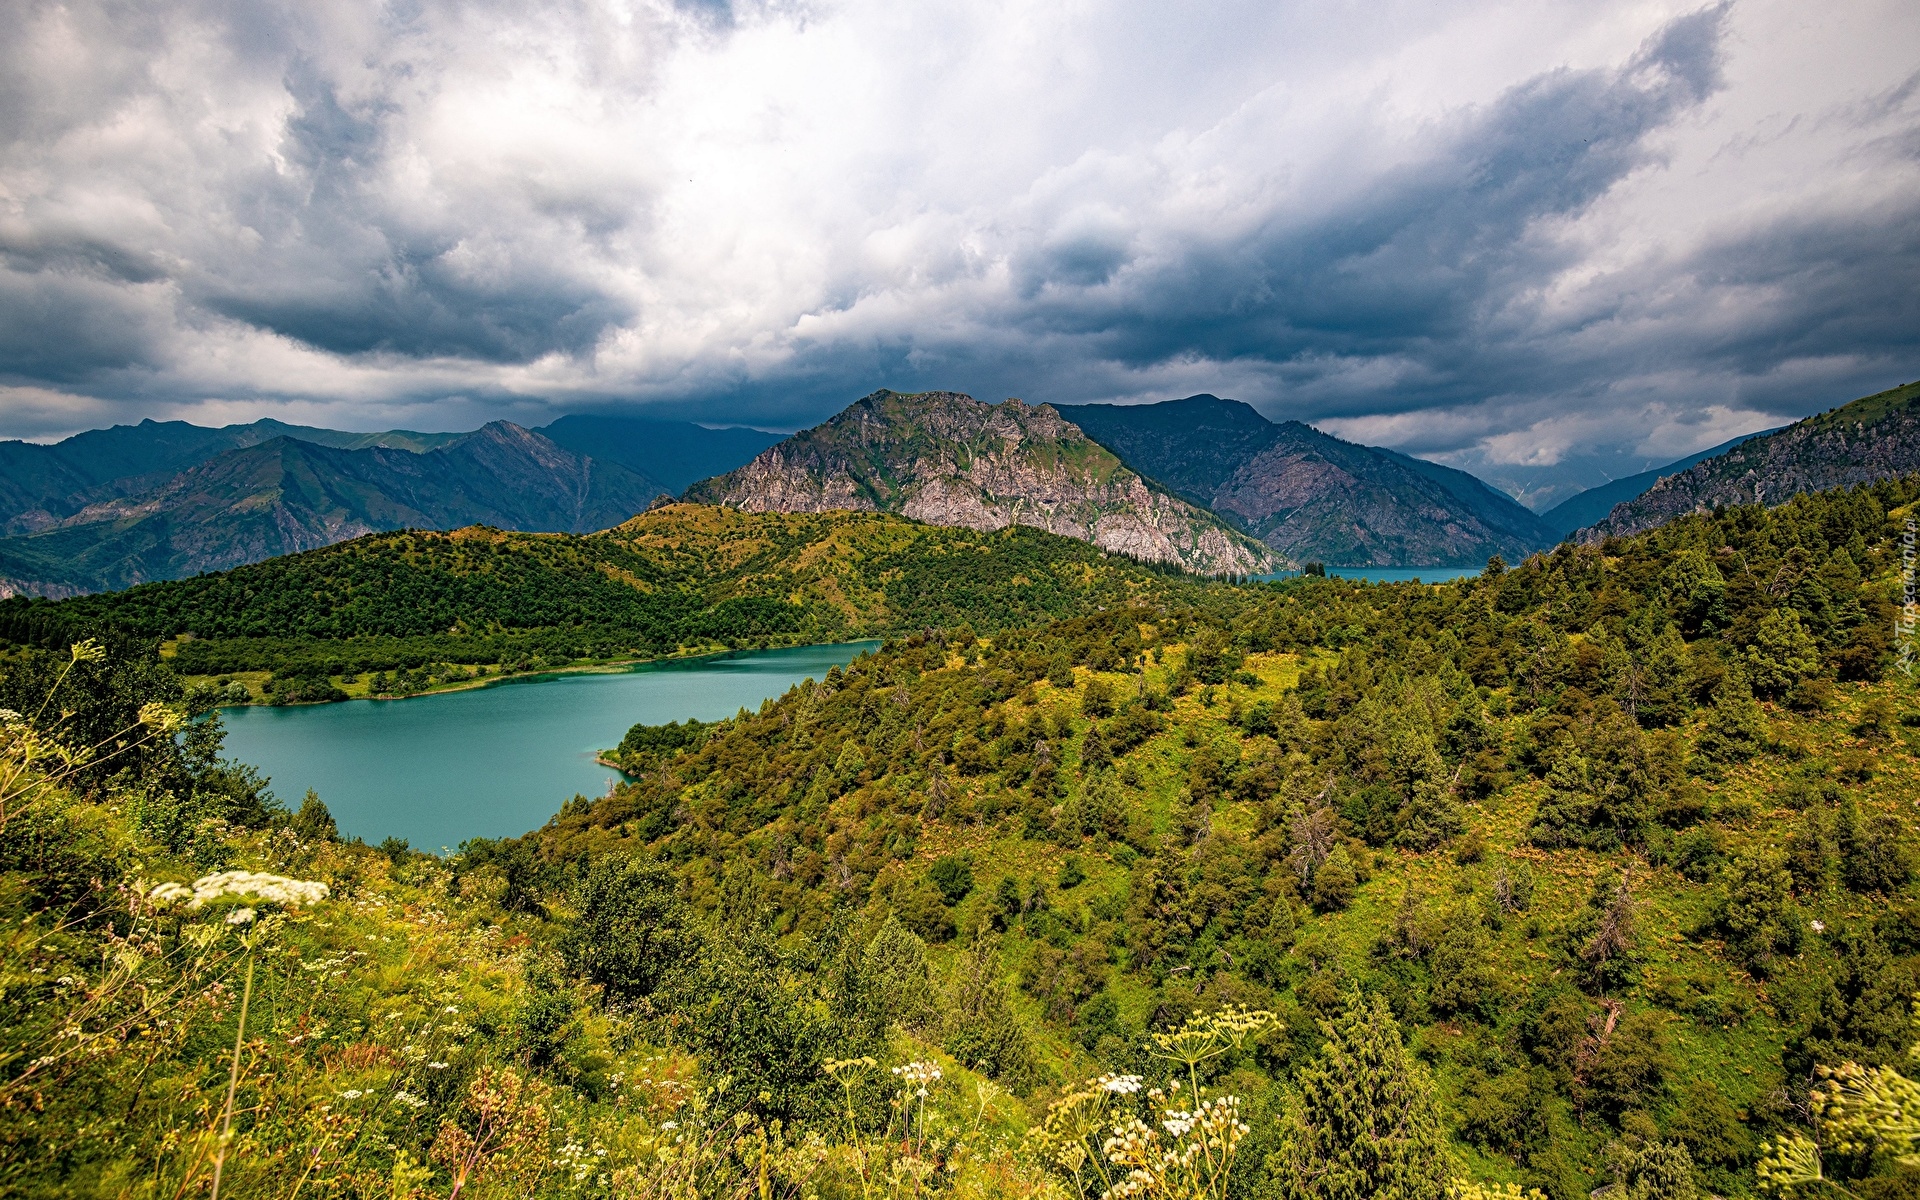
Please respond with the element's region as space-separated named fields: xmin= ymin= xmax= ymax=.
xmin=1 ymin=478 xmax=1917 ymax=1198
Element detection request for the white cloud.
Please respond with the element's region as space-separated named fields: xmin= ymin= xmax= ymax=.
xmin=0 ymin=0 xmax=1914 ymax=494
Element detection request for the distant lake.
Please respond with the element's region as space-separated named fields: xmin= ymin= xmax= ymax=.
xmin=217 ymin=642 xmax=876 ymax=852
xmin=1255 ymin=566 xmax=1484 ymax=584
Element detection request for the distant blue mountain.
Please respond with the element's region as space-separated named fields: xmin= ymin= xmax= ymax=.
xmin=0 ymin=411 xmax=783 ymax=595
xmin=538 ymin=415 xmax=782 ymax=496
xmin=1055 ymin=395 xmax=1555 ymax=567
xmin=1539 ymin=428 xmax=1784 ymax=537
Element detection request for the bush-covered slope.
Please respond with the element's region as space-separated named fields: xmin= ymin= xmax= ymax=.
xmin=0 ymin=505 xmax=1197 ymax=689
xmin=502 ymin=476 xmax=1920 ymax=1198
xmin=1 ymin=477 xmax=1916 ymax=1200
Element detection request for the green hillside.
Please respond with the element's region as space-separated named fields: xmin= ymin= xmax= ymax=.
xmin=0 ymin=504 xmax=1196 ymax=699
xmin=0 ymin=477 xmax=1916 ymax=1199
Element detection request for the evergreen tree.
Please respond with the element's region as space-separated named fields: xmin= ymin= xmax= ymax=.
xmin=1836 ymin=796 xmax=1915 ymax=894
xmin=1744 ymin=609 xmax=1821 ymax=700
xmin=1711 ymin=851 xmax=1801 ymax=974
xmin=1276 ymin=992 xmax=1449 ymax=1200
xmin=1311 ymin=843 xmax=1358 ymax=913
xmin=1604 ymin=1138 xmax=1699 ymax=1200
xmin=1695 ymin=676 xmax=1767 ymax=764
xmin=1528 ymin=753 xmax=1594 ymax=848
xmin=943 ymin=934 xmax=1036 ymax=1091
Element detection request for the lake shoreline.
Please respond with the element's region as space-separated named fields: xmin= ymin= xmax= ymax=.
xmin=210 ymin=638 xmax=879 ymax=710
xmin=215 ymin=640 xmax=877 ymax=848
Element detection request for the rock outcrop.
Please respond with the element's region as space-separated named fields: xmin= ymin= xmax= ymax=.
xmin=684 ymin=391 xmax=1275 ymax=576
xmin=1577 ymin=380 xmax=1920 ymax=541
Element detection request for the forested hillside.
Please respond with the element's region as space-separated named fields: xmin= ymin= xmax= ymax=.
xmin=0 ymin=505 xmax=1194 ymax=699
xmin=0 ymin=476 xmax=1915 ymax=1199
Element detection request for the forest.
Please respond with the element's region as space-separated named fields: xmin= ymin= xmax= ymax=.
xmin=0 ymin=478 xmax=1916 ymax=1199
xmin=0 ymin=506 xmax=1194 ymax=701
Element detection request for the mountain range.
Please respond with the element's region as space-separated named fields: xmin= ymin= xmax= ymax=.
xmin=0 ymin=423 xmax=676 ymax=596
xmin=684 ymin=390 xmax=1275 ymax=576
xmin=1535 ymin=428 xmax=1782 ymax=537
xmin=1577 ymin=379 xmax=1920 ymax=540
xmin=1056 ymin=395 xmax=1554 ymax=567
xmin=6 ymin=377 xmax=1916 ymax=598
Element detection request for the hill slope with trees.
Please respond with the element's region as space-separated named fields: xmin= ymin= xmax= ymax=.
xmin=0 ymin=504 xmax=1198 ymax=697
xmin=0 ymin=475 xmax=1914 ymax=1199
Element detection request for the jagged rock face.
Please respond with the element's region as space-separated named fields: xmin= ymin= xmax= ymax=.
xmin=684 ymin=391 xmax=1274 ymax=575
xmin=1579 ymin=380 xmax=1920 ymax=541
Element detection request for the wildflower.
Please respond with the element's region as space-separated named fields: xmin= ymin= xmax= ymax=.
xmin=340 ymin=1090 xmax=365 ymax=1100
xmin=892 ymin=1060 xmax=943 ymax=1086
xmin=1100 ymin=1073 xmax=1145 ymax=1094
xmin=148 ymin=882 xmax=193 ymax=905
xmin=226 ymin=908 xmax=257 ymax=926
xmin=442 ymin=1005 xmax=459 ymax=1013
xmin=1811 ymin=920 xmax=1826 ymax=933
xmin=137 ymin=701 xmax=186 ymax=733
xmin=181 ymin=871 xmax=330 ymax=910
xmin=393 ymin=1091 xmax=429 ymax=1110
xmin=428 ymin=1061 xmax=450 ymax=1070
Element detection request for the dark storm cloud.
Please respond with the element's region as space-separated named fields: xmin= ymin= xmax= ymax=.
xmin=0 ymin=0 xmax=1914 ymax=499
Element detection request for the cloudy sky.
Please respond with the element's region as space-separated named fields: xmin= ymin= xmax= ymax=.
xmin=2 ymin=0 xmax=1917 ymax=506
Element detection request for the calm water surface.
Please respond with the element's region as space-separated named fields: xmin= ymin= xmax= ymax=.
xmin=218 ymin=642 xmax=876 ymax=851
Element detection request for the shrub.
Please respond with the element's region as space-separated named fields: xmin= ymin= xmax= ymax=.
xmin=562 ymin=854 xmax=694 ymax=1000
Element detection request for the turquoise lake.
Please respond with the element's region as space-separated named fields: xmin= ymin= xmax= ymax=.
xmin=217 ymin=642 xmax=876 ymax=852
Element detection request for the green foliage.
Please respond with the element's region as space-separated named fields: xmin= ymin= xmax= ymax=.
xmin=1711 ymin=851 xmax=1802 ymax=974
xmin=1274 ymin=993 xmax=1450 ymax=1200
xmin=562 ymin=853 xmax=695 ymax=1000
xmin=2 ymin=507 xmax=1192 ymax=686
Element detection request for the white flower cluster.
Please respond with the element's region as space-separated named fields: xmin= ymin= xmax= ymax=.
xmin=149 ymin=871 xmax=330 ymax=910
xmin=893 ymin=1059 xmax=943 ymax=1097
xmin=892 ymin=1060 xmax=943 ymax=1086
xmin=1099 ymin=1073 xmax=1144 ymax=1095
xmin=0 ymin=708 xmax=22 ymax=728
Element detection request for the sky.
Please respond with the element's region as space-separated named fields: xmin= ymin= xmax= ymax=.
xmin=1 ymin=0 xmax=1916 ymax=508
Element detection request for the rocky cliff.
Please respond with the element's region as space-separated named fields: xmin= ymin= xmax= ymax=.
xmin=1578 ymin=380 xmax=1920 ymax=540
xmin=683 ymin=391 xmax=1275 ymax=575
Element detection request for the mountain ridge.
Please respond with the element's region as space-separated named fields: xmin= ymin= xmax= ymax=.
xmin=0 ymin=423 xmax=666 ymax=596
xmin=684 ymin=390 xmax=1275 ymax=576
xmin=1577 ymin=380 xmax=1920 ymax=540
xmin=1056 ymin=395 xmax=1555 ymax=566
xmin=1538 ymin=428 xmax=1783 ymax=537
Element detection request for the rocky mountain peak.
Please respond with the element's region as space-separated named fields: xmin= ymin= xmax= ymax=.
xmin=684 ymin=390 xmax=1275 ymax=576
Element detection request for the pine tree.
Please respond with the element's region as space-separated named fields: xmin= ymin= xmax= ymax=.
xmin=1695 ymin=675 xmax=1768 ymax=764
xmin=1310 ymin=843 xmax=1357 ymax=913
xmin=1276 ymin=993 xmax=1449 ymax=1200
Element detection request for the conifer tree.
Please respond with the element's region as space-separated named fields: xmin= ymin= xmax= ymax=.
xmin=1276 ymin=992 xmax=1449 ymax=1200
xmin=1695 ymin=675 xmax=1768 ymax=763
